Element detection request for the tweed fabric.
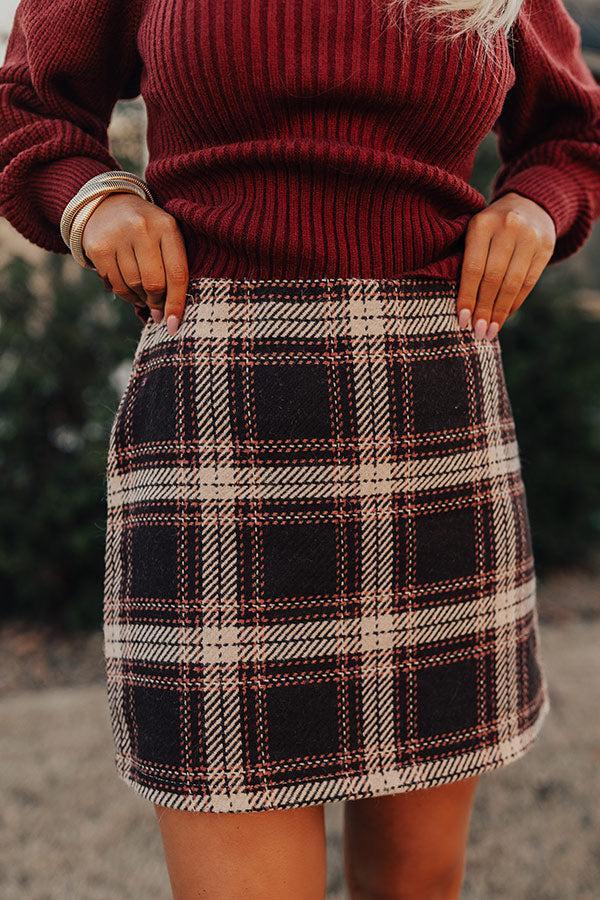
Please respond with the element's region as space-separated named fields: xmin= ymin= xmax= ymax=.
xmin=103 ymin=274 xmax=550 ymax=813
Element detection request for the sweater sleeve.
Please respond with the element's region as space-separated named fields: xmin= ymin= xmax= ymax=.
xmin=0 ymin=0 xmax=143 ymax=254
xmin=490 ymin=0 xmax=600 ymax=263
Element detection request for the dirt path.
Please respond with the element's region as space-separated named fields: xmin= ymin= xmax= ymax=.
xmin=1 ymin=621 xmax=598 ymax=899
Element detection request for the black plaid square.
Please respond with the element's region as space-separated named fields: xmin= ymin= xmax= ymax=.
xmin=387 ymin=330 xmax=493 ymax=462
xmin=114 ymin=343 xmax=201 ymax=468
xmin=394 ymin=631 xmax=498 ymax=764
xmin=229 ymin=335 xmax=359 ymax=467
xmin=131 ymin=682 xmax=185 ymax=767
xmin=123 ymin=667 xmax=207 ymax=793
xmin=237 ymin=496 xmax=362 ymax=626
xmin=116 ymin=501 xmax=204 ymax=626
xmin=241 ymin=655 xmax=363 ymax=789
xmin=415 ymin=504 xmax=478 ymax=584
xmin=391 ymin=482 xmax=497 ymax=610
xmin=130 ymin=521 xmax=179 ymax=601
xmin=103 ymin=275 xmax=550 ymax=813
xmin=130 ymin=366 xmax=178 ymax=445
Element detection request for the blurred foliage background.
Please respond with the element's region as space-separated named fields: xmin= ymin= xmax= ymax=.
xmin=0 ymin=105 xmax=599 ymax=630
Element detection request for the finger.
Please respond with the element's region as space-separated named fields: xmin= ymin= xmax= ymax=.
xmin=471 ymin=228 xmax=517 ymax=340
xmin=456 ymin=217 xmax=493 ymax=330
xmin=486 ymin=240 xmax=537 ymax=339
xmin=132 ymin=234 xmax=167 ymax=313
xmin=116 ymin=243 xmax=147 ymax=306
xmin=508 ymin=248 xmax=553 ymax=317
xmin=160 ymin=223 xmax=189 ymax=334
xmin=97 ymin=256 xmax=140 ymax=307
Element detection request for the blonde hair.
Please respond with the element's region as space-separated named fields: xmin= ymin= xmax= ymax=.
xmin=384 ymin=0 xmax=524 ymax=53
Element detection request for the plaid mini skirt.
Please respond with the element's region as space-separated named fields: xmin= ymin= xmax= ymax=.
xmin=103 ymin=274 xmax=550 ymax=813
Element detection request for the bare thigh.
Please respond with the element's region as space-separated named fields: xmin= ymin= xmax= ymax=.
xmin=344 ymin=775 xmax=481 ymax=900
xmin=153 ymin=802 xmax=327 ymax=900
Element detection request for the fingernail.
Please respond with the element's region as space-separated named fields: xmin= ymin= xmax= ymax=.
xmin=167 ymin=314 xmax=180 ymax=335
xmin=486 ymin=321 xmax=499 ymax=341
xmin=474 ymin=318 xmax=488 ymax=340
xmin=458 ymin=308 xmax=471 ymax=329
xmin=151 ymin=308 xmax=163 ymax=323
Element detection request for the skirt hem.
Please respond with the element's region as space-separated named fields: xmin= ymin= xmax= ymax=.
xmin=110 ymin=692 xmax=551 ymax=815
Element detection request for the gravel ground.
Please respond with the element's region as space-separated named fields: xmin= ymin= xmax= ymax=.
xmin=1 ymin=618 xmax=599 ymax=900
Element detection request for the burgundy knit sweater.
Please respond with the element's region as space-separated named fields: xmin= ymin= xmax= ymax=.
xmin=1 ymin=0 xmax=599 ymax=284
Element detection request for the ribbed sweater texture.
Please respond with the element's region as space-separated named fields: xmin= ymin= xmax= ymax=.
xmin=0 ymin=0 xmax=599 ymax=284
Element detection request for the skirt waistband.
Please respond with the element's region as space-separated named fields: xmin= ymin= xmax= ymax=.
xmin=184 ymin=273 xmax=460 ymax=303
xmin=138 ymin=272 xmax=468 ymax=343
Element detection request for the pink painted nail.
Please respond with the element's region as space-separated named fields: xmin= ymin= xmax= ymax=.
xmin=486 ymin=321 xmax=499 ymax=341
xmin=474 ymin=318 xmax=488 ymax=341
xmin=458 ymin=308 xmax=471 ymax=329
xmin=150 ymin=308 xmax=163 ymax=323
xmin=167 ymin=314 xmax=180 ymax=335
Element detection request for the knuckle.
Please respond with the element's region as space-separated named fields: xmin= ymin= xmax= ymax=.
xmin=142 ymin=278 xmax=166 ymax=295
xmin=523 ymin=224 xmax=541 ymax=244
xmin=129 ymin=213 xmax=149 ymax=234
xmin=481 ymin=270 xmax=504 ymax=285
xmin=461 ymin=261 xmax=484 ymax=277
xmin=502 ymin=277 xmax=523 ymax=294
xmin=468 ymin=214 xmax=491 ymax=235
xmin=162 ymin=213 xmax=180 ymax=232
xmin=168 ymin=263 xmax=189 ymax=283
xmin=504 ymin=208 xmax=526 ymax=229
xmin=86 ymin=239 xmax=112 ymax=259
xmin=540 ymin=235 xmax=555 ymax=253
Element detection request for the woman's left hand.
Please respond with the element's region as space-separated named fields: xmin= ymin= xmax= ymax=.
xmin=456 ymin=192 xmax=557 ymax=340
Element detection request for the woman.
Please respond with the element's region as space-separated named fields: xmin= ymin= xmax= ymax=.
xmin=1 ymin=0 xmax=599 ymax=897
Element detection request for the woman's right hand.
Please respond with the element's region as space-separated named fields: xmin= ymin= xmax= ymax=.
xmin=81 ymin=192 xmax=189 ymax=333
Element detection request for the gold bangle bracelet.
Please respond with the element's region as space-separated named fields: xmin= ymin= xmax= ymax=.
xmin=81 ymin=169 xmax=150 ymax=193
xmin=60 ymin=170 xmax=154 ymax=246
xmin=69 ymin=195 xmax=110 ymax=269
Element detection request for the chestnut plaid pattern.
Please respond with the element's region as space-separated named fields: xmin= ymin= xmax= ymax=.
xmin=103 ymin=275 xmax=550 ymax=813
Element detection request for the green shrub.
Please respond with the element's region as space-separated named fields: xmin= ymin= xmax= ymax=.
xmin=499 ymin=266 xmax=600 ymax=576
xmin=0 ymin=255 xmax=141 ymax=628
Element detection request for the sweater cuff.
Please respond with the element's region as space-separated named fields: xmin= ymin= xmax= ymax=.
xmin=490 ymin=163 xmax=593 ymax=261
xmin=28 ymin=156 xmax=120 ymax=249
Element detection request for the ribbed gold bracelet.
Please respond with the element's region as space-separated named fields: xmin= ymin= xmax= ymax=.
xmin=60 ymin=170 xmax=154 ymax=247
